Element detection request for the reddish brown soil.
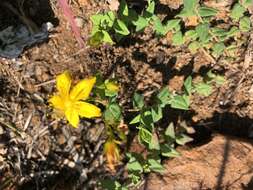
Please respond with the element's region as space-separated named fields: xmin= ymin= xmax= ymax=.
xmin=0 ymin=0 xmax=253 ymax=189
xmin=146 ymin=135 xmax=253 ymax=190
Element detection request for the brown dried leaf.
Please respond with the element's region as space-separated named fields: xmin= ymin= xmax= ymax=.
xmin=184 ymin=16 xmax=199 ymax=27
xmin=166 ymin=31 xmax=174 ymax=43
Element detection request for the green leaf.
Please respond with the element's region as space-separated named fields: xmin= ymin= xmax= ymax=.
xmin=183 ymin=0 xmax=199 ymax=11
xmin=177 ymin=0 xmax=199 ymax=17
xmin=230 ymin=3 xmax=246 ymax=21
xmin=149 ymin=133 xmax=160 ymax=150
xmin=91 ymin=25 xmax=100 ymax=36
xmin=165 ymin=19 xmax=181 ymax=32
xmin=213 ymin=26 xmax=240 ymax=41
xmin=133 ymin=93 xmax=144 ymax=109
xmin=151 ymin=105 xmax=162 ymax=122
xmin=239 ymin=16 xmax=251 ymax=32
xmin=130 ymin=114 xmax=141 ymax=125
xmin=138 ymin=126 xmax=153 ymax=144
xmin=148 ymin=159 xmax=164 ymax=173
xmin=156 ymin=87 xmax=171 ymax=107
xmin=176 ymin=134 xmax=193 ymax=145
xmin=211 ymin=27 xmax=227 ymax=37
xmin=226 ymin=44 xmax=237 ymax=57
xmin=114 ymin=19 xmax=130 ymax=35
xmin=133 ymin=16 xmax=149 ymax=32
xmin=89 ymin=31 xmax=104 ymax=46
xmin=140 ymin=111 xmax=154 ymax=126
xmin=161 ymin=144 xmax=180 ymax=158
xmin=104 ymin=80 xmax=118 ymax=97
xmin=127 ymin=153 xmax=143 ymax=172
xmin=172 ymin=31 xmax=184 ymax=46
xmin=115 ymin=33 xmax=124 ymax=42
xmin=184 ymin=76 xmax=192 ymax=95
xmin=212 ymin=42 xmax=225 ymax=57
xmin=226 ymin=26 xmax=240 ymax=38
xmin=106 ymin=11 xmax=116 ymax=26
xmin=152 ymin=16 xmax=166 ymax=36
xmin=198 ymin=6 xmax=218 ymax=17
xmin=241 ymin=0 xmax=253 ymax=8
xmin=100 ymin=179 xmax=128 ymax=190
xmin=91 ymin=14 xmax=104 ymax=25
xmin=128 ymin=173 xmax=141 ymax=185
xmin=125 ymin=9 xmax=138 ymax=24
xmin=184 ymin=30 xmax=198 ymax=41
xmin=206 ymin=70 xmax=216 ymax=79
xmin=127 ymin=160 xmax=143 ymax=172
xmin=165 ymin=122 xmax=175 ymax=139
xmin=102 ymin=30 xmax=114 ymax=44
xmin=146 ymin=0 xmax=155 ymax=15
xmin=119 ymin=0 xmax=128 ymax=17
xmin=104 ymin=103 xmax=122 ymax=125
xmin=206 ymin=71 xmax=225 ymax=86
xmin=91 ymin=12 xmax=115 ymax=28
xmin=171 ymin=95 xmax=190 ymax=110
xmin=188 ymin=41 xmax=200 ymax=54
xmin=194 ymin=82 xmax=212 ymax=96
xmin=196 ymin=23 xmax=210 ymax=43
xmin=214 ymin=75 xmax=225 ymax=86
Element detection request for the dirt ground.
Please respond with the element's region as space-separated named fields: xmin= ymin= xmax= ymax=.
xmin=146 ymin=135 xmax=253 ymax=190
xmin=0 ymin=0 xmax=253 ymax=189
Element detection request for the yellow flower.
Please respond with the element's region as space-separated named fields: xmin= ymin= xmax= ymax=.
xmin=49 ymin=71 xmax=101 ymax=128
xmin=104 ymin=139 xmax=120 ymax=172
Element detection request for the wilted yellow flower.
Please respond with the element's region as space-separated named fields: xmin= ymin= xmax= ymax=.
xmin=49 ymin=71 xmax=101 ymax=128
xmin=104 ymin=139 xmax=120 ymax=172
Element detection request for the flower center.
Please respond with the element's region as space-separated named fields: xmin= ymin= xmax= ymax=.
xmin=64 ymin=99 xmax=74 ymax=110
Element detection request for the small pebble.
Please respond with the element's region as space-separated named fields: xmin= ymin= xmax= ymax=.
xmin=42 ymin=22 xmax=54 ymax=32
xmin=75 ymin=17 xmax=84 ymax=28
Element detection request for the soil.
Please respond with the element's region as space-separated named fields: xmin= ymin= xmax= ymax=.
xmin=0 ymin=0 xmax=253 ymax=190
xmin=146 ymin=135 xmax=253 ymax=190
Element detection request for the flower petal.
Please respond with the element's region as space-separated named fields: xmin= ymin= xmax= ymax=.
xmin=75 ymin=101 xmax=101 ymax=118
xmin=49 ymin=95 xmax=64 ymax=110
xmin=104 ymin=139 xmax=120 ymax=172
xmin=56 ymin=71 xmax=72 ymax=97
xmin=70 ymin=77 xmax=96 ymax=101
xmin=65 ymin=107 xmax=79 ymax=128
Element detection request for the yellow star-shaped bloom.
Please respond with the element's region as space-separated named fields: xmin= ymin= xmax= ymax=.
xmin=49 ymin=71 xmax=101 ymax=128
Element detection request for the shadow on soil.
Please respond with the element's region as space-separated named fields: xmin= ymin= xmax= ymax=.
xmin=193 ymin=112 xmax=253 ymax=141
xmin=191 ymin=112 xmax=253 ymax=190
xmin=17 ymin=165 xmax=79 ymax=190
xmin=242 ymin=176 xmax=253 ymax=190
xmin=0 ymin=0 xmax=58 ymax=30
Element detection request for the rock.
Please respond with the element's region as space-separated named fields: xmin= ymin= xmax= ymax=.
xmin=42 ymin=22 xmax=54 ymax=32
xmin=146 ymin=135 xmax=253 ymax=190
xmin=75 ymin=17 xmax=84 ymax=29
